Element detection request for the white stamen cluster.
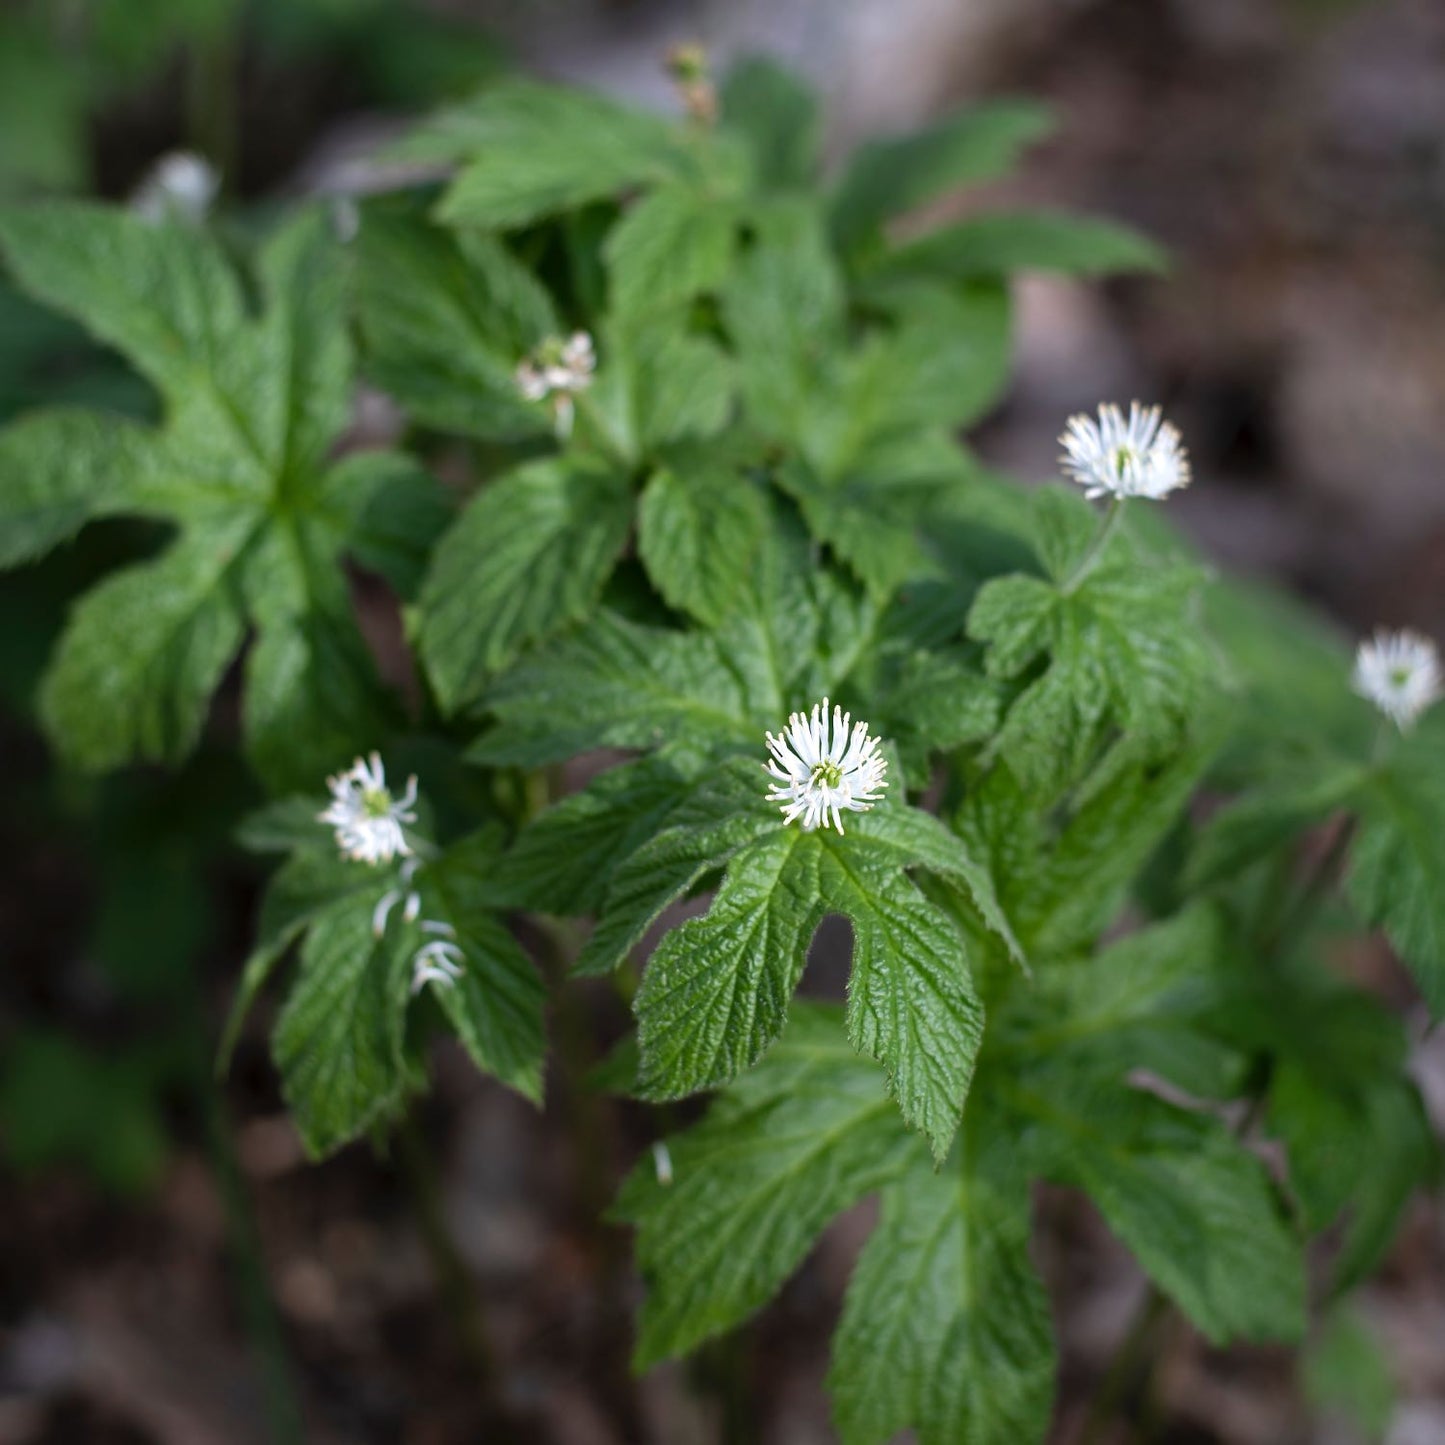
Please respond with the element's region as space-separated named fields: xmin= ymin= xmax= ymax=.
xmin=1352 ymin=629 xmax=1442 ymax=731
xmin=410 ymin=921 xmax=466 ymax=995
xmin=132 ymin=151 xmax=220 ymax=225
xmin=372 ymin=857 xmax=423 ymax=937
xmin=1060 ymin=402 xmax=1190 ymax=501
xmin=515 ymin=331 xmax=596 ymax=437
xmin=765 ymin=699 xmax=888 ymax=834
xmin=318 ymin=753 xmax=418 ymax=866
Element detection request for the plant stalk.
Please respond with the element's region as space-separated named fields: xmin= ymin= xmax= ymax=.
xmin=1063 ymin=496 xmax=1126 ymax=596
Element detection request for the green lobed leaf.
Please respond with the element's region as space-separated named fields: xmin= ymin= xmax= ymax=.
xmin=472 ymin=609 xmax=755 ymax=768
xmin=616 ymin=1003 xmax=923 ymax=1367
xmin=829 ymin=1104 xmax=1056 ymax=1445
xmin=635 ymin=811 xmax=999 ymax=1159
xmin=719 ymin=56 xmax=821 ymax=191
xmin=1346 ymin=743 xmax=1445 ymax=1014
xmin=869 ymin=209 xmax=1166 ymax=286
xmin=273 ymin=885 xmax=417 ymax=1158
xmin=604 ymin=184 xmax=738 ymax=318
xmin=422 ymin=830 xmax=547 ymax=1102
xmin=354 ymin=202 xmax=558 ymax=441
xmin=0 ymin=202 xmax=247 ymax=397
xmin=420 ymin=80 xmax=690 ymax=229
xmin=968 ymin=488 xmax=1218 ymax=798
xmin=40 ymin=516 xmax=252 ymax=772
xmin=0 ymin=409 xmax=148 ymax=567
xmin=417 ymin=456 xmax=633 ymax=713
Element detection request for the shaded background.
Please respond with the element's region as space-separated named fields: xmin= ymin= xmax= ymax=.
xmin=1 ymin=1 xmax=1443 ymax=1441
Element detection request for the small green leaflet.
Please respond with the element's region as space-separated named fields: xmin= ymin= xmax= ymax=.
xmin=0 ymin=203 xmax=447 ymax=789
xmin=718 ymin=56 xmax=821 ymax=192
xmin=273 ymin=884 xmax=419 ymax=1157
xmin=830 ymin=98 xmax=1053 ymax=254
xmin=354 ymin=200 xmax=560 ymax=442
xmin=603 ymin=183 xmax=739 ymax=319
xmin=957 ymin=726 xmax=1220 ymax=958
xmin=861 ymin=209 xmax=1166 ymax=289
xmin=399 ymin=79 xmax=695 ymax=230
xmin=967 ymin=487 xmax=1217 ymax=798
xmin=828 ymin=1104 xmax=1057 ymax=1445
xmin=637 ymin=461 xmax=770 ymax=626
xmin=1346 ymin=737 xmax=1445 ymax=1015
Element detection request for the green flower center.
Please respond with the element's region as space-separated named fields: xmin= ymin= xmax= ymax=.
xmin=810 ymin=760 xmax=842 ymax=790
xmin=361 ymin=787 xmax=394 ymax=818
xmin=1389 ymin=666 xmax=1411 ymax=689
xmin=1112 ymin=445 xmax=1137 ymax=474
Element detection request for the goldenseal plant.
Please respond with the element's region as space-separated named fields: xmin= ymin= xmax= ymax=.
xmin=1 ymin=50 xmax=1440 ymax=1445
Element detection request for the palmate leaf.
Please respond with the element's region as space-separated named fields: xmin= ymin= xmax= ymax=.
xmin=0 ymin=203 xmax=442 ymax=790
xmin=634 ymin=804 xmax=1004 ymax=1160
xmin=967 ymin=487 xmax=1217 ymax=798
xmin=621 ymin=1012 xmax=1058 ymax=1445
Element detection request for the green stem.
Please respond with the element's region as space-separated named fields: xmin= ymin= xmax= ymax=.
xmin=1257 ymin=815 xmax=1356 ymax=959
xmin=1079 ymin=1286 xmax=1169 ymax=1445
xmin=185 ymin=13 xmax=239 ymax=186
xmin=203 ymin=1086 xmax=306 ymax=1443
xmin=1063 ymin=496 xmax=1126 ymax=596
xmin=393 ymin=1115 xmax=511 ymax=1411
xmin=186 ymin=980 xmax=303 ymax=1443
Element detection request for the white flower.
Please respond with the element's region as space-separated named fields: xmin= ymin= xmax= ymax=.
xmin=652 ymin=1140 xmax=674 ymax=1186
xmin=1353 ymin=628 xmax=1442 ymax=730
xmin=1060 ymin=402 xmax=1190 ymax=501
xmin=318 ymin=753 xmax=418 ymax=866
xmin=132 ymin=151 xmax=220 ymax=225
xmin=410 ymin=924 xmax=465 ymax=994
xmin=765 ymin=699 xmax=888 ymax=834
xmin=515 ymin=331 xmax=596 ymax=438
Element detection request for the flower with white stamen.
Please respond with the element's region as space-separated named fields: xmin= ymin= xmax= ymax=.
xmin=515 ymin=331 xmax=596 ymax=438
xmin=410 ymin=937 xmax=466 ymax=994
xmin=1060 ymin=402 xmax=1190 ymax=501
xmin=652 ymin=1141 xmax=674 ymax=1186
xmin=765 ymin=699 xmax=888 ymax=834
xmin=319 ymin=753 xmax=418 ymax=866
xmin=1353 ymin=629 xmax=1442 ymax=731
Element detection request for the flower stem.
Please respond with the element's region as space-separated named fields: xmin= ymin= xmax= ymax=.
xmin=1063 ymin=496 xmax=1126 ymax=596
